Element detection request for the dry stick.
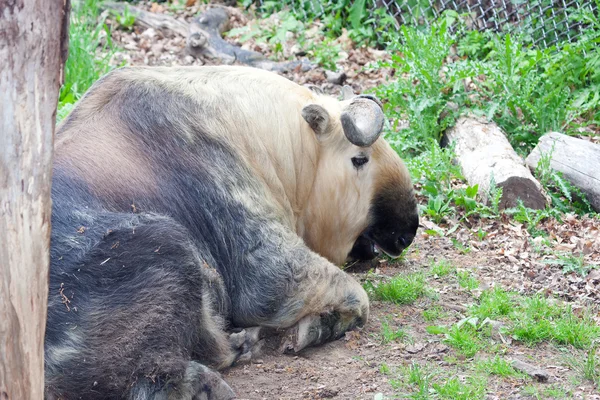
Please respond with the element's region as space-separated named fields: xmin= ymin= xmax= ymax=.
xmin=511 ymin=358 xmax=550 ymax=382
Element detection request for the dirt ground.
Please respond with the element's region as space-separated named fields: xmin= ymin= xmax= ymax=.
xmin=102 ymin=3 xmax=600 ymax=398
xmin=222 ymin=230 xmax=600 ymax=400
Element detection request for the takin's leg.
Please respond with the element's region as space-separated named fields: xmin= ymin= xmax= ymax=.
xmin=274 ymin=249 xmax=370 ymax=354
xmin=228 ymin=225 xmax=370 ymax=354
xmin=46 ymin=211 xmax=243 ymax=400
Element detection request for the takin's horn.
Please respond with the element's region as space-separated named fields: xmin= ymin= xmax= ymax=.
xmin=341 ymin=85 xmax=355 ymax=100
xmin=341 ymin=95 xmax=385 ymax=147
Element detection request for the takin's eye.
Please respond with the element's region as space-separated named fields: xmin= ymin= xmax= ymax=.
xmin=351 ymin=156 xmax=369 ymax=169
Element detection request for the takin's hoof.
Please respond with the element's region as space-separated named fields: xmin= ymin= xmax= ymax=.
xmin=182 ymin=362 xmax=236 ymax=400
xmin=229 ymin=327 xmax=262 ymax=365
xmin=279 ymin=312 xmax=345 ymax=354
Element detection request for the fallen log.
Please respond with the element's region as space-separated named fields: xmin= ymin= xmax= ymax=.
xmin=102 ymin=2 xmax=314 ymax=72
xmin=186 ymin=7 xmax=313 ymax=72
xmin=103 ymin=2 xmax=189 ymax=37
xmin=525 ymin=132 xmax=600 ymax=212
xmin=511 ymin=358 xmax=550 ymax=382
xmin=442 ymin=117 xmax=547 ymax=210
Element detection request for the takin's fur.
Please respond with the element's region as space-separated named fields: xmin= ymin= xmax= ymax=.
xmin=46 ymin=66 xmax=418 ymax=399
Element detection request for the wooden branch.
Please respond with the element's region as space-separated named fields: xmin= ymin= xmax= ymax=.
xmin=0 ymin=0 xmax=69 ymax=397
xmin=103 ymin=1 xmax=190 ymax=37
xmin=186 ymin=7 xmax=313 ymax=72
xmin=102 ymin=2 xmax=314 ymax=72
xmin=526 ymin=132 xmax=600 ymax=212
xmin=443 ymin=117 xmax=547 ymax=210
xmin=511 ymin=358 xmax=550 ymax=382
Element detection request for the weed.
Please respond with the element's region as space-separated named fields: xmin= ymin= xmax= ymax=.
xmin=423 ymin=305 xmax=447 ymax=322
xmin=366 ymin=273 xmax=427 ymax=305
xmin=451 ymin=238 xmax=471 ymax=255
xmin=470 ymin=287 xmax=514 ymax=320
xmin=475 ymin=228 xmax=488 ymax=241
xmin=380 ymin=320 xmax=410 ymax=344
xmin=432 ymin=376 xmax=486 ymax=400
xmin=444 ymin=323 xmax=483 ymax=358
xmin=380 ymin=362 xmax=391 ymax=375
xmin=583 ymin=344 xmax=600 ymax=387
xmin=113 ymin=5 xmax=136 ymax=31
xmin=401 ymin=362 xmax=432 ymax=399
xmin=545 ymin=252 xmax=596 ymax=276
xmin=475 ymin=355 xmax=524 ymax=377
xmin=431 ymin=259 xmax=455 ymax=277
xmin=305 ymin=37 xmax=341 ymax=71
xmin=509 ymin=296 xmax=600 ymax=348
xmin=427 ymin=319 xmax=485 ymax=358
xmin=457 ymin=270 xmax=479 ymax=290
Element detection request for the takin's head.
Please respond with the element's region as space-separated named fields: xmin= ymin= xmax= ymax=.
xmin=297 ymin=86 xmax=419 ymax=266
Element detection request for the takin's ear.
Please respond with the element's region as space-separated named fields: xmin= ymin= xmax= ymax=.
xmin=301 ymin=104 xmax=331 ymax=138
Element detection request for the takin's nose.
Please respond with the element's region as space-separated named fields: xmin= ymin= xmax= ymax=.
xmin=397 ymin=232 xmax=416 ymax=250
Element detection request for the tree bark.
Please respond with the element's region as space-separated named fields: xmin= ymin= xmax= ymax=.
xmin=0 ymin=1 xmax=70 ymax=398
xmin=525 ymin=132 xmax=600 ymax=212
xmin=442 ymin=117 xmax=548 ymax=210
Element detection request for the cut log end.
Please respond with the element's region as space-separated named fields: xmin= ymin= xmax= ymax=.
xmin=444 ymin=117 xmax=548 ymax=211
xmin=498 ymin=176 xmax=547 ymax=210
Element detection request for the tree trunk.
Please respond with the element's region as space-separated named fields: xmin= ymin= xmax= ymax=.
xmin=443 ymin=117 xmax=547 ymax=210
xmin=0 ymin=1 xmax=70 ymax=398
xmin=525 ymin=132 xmax=600 ymax=212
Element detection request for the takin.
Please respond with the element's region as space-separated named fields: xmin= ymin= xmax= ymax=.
xmin=46 ymin=66 xmax=419 ymax=399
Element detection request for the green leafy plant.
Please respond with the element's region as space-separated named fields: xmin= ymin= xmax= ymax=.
xmin=380 ymin=320 xmax=410 ymax=344
xmin=545 ymin=252 xmax=596 ymax=276
xmin=113 ymin=5 xmax=136 ymax=30
xmin=58 ymin=0 xmax=116 ymax=120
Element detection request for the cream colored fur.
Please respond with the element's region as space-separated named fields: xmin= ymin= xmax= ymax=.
xmin=60 ymin=66 xmax=411 ymax=265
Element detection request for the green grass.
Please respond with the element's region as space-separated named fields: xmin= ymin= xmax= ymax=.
xmin=422 ymin=305 xmax=447 ymax=322
xmin=431 ymin=259 xmax=455 ymax=277
xmin=475 ymin=356 xmax=524 ymax=378
xmin=443 ymin=323 xmax=484 ymax=358
xmin=456 ymin=270 xmax=479 ymax=290
xmin=58 ymin=0 xmax=116 ymax=120
xmin=365 ymin=273 xmax=428 ymax=305
xmin=426 ymin=287 xmax=600 ymax=360
xmin=432 ymin=376 xmax=486 ymax=400
xmin=470 ymin=286 xmax=514 ymax=320
xmin=380 ymin=320 xmax=410 ymax=344
xmin=510 ymin=295 xmax=600 ymax=348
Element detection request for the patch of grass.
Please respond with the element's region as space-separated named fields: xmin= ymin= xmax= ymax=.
xmin=422 ymin=305 xmax=447 ymax=322
xmin=470 ymin=287 xmax=514 ymax=320
xmin=379 ymin=362 xmax=391 ymax=375
xmin=380 ymin=320 xmax=410 ymax=344
xmin=545 ymin=252 xmax=597 ymax=276
xmin=432 ymin=376 xmax=486 ymax=400
xmin=365 ymin=273 xmax=427 ymax=305
xmin=428 ymin=318 xmax=487 ymax=358
xmin=583 ymin=344 xmax=600 ymax=387
xmin=509 ymin=296 xmax=600 ymax=348
xmin=431 ymin=259 xmax=455 ymax=277
xmin=475 ymin=355 xmax=524 ymax=378
xmin=457 ymin=270 xmax=479 ymax=290
xmin=443 ymin=323 xmax=483 ymax=358
xmin=401 ymin=362 xmax=432 ymax=399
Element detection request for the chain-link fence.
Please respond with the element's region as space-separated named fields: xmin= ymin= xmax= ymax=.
xmin=256 ymin=0 xmax=598 ymax=48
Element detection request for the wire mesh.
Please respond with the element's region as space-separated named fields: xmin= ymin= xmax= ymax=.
xmin=255 ymin=0 xmax=598 ymax=48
